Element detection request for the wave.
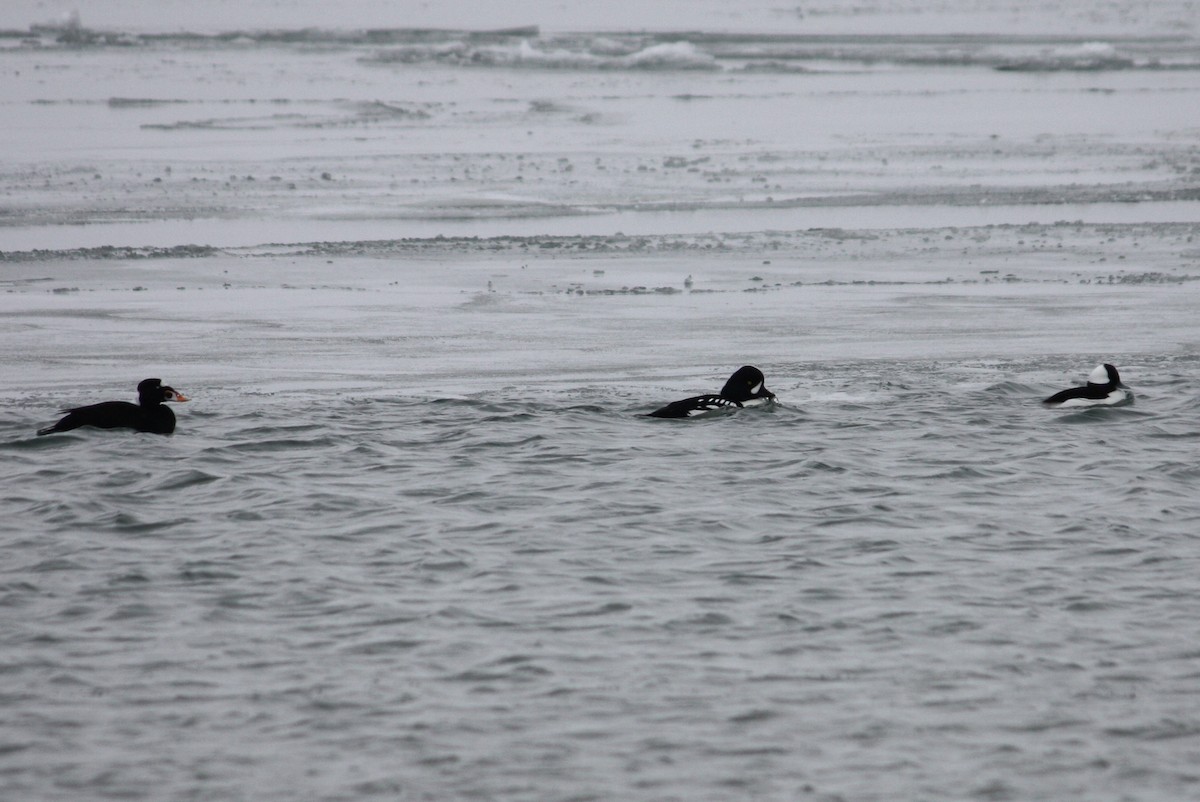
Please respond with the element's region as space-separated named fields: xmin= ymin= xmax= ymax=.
xmin=365 ymin=38 xmax=718 ymax=71
xmin=359 ymin=32 xmax=1200 ymax=74
xmin=9 ymin=21 xmax=1196 ymax=73
xmin=994 ymin=41 xmax=1137 ymax=72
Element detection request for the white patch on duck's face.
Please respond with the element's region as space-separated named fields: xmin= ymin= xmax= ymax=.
xmin=1087 ymin=364 xmax=1109 ymax=385
xmin=749 ymin=381 xmax=762 ymax=395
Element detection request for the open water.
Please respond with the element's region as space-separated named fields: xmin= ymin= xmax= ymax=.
xmin=5 ymin=354 xmax=1200 ymax=801
xmin=2 ymin=1 xmax=1200 ymax=800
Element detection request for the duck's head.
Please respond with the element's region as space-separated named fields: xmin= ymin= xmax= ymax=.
xmin=1087 ymin=364 xmax=1126 ymax=389
xmin=138 ymin=378 xmax=189 ymax=405
xmin=720 ymin=365 xmax=775 ymax=404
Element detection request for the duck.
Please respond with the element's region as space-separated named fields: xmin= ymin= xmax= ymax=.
xmin=1043 ymin=364 xmax=1130 ymax=408
xmin=648 ymin=365 xmax=776 ymax=418
xmin=37 ymin=378 xmax=189 ymax=435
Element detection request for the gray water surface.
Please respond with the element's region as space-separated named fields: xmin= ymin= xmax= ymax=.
xmin=4 ymin=356 xmax=1200 ymax=801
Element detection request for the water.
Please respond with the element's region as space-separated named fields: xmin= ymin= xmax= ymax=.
xmin=4 ymin=357 xmax=1200 ymax=801
xmin=3 ymin=1 xmax=1200 ymax=800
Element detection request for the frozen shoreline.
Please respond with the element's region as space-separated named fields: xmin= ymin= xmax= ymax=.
xmin=4 ymin=200 xmax=1200 ymax=253
xmin=4 ymin=20 xmax=1198 ymax=257
xmin=3 ymin=222 xmax=1198 ymax=402
xmin=2 ymin=14 xmax=1197 ymax=396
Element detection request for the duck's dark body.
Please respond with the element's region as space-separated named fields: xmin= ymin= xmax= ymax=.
xmin=648 ymin=366 xmax=775 ymax=418
xmin=39 ymin=401 xmax=178 ymax=435
xmin=37 ymin=379 xmax=188 ymax=436
xmin=648 ymin=393 xmax=743 ymax=419
xmin=1043 ymin=385 xmax=1116 ymax=406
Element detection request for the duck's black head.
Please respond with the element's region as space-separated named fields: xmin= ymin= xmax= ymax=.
xmin=1087 ymin=364 xmax=1126 ymax=389
xmin=719 ymin=365 xmax=775 ymax=404
xmin=137 ymin=378 xmax=189 ymax=406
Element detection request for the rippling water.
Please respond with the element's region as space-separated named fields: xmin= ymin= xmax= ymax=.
xmin=4 ymin=354 xmax=1200 ymax=801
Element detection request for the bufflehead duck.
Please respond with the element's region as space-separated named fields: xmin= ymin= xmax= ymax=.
xmin=37 ymin=378 xmax=189 ymax=436
xmin=1043 ymin=364 xmax=1130 ymax=408
xmin=648 ymin=365 xmax=776 ymax=418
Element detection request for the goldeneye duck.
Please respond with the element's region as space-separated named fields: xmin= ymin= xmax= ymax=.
xmin=1043 ymin=363 xmax=1130 ymax=408
xmin=37 ymin=378 xmax=189 ymax=436
xmin=648 ymin=365 xmax=776 ymax=418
